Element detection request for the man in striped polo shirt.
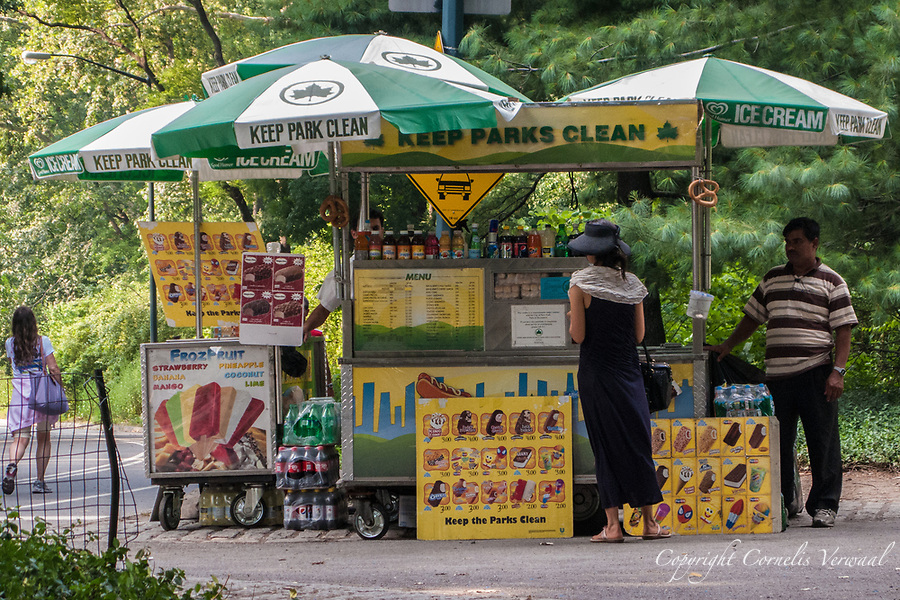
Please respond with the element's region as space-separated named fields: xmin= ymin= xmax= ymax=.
xmin=709 ymin=217 xmax=856 ymax=528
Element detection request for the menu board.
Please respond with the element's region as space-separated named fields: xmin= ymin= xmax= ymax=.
xmin=138 ymin=221 xmax=264 ymax=328
xmin=354 ymin=268 xmax=484 ymax=351
xmin=145 ymin=341 xmax=273 ymax=475
xmin=416 ymin=395 xmax=573 ymax=540
xmin=239 ymin=252 xmax=305 ymax=346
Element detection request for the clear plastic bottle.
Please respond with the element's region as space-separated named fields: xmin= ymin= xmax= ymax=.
xmin=499 ymin=225 xmax=513 ymax=258
xmin=368 ymin=228 xmax=382 ymax=260
xmin=411 ymin=230 xmax=425 ymax=259
xmin=541 ymin=225 xmax=555 ymax=258
xmin=381 ymin=230 xmax=397 ymax=260
xmin=468 ymin=223 xmax=482 ymax=258
xmin=514 ymin=225 xmax=528 ymax=258
xmin=439 ymin=230 xmax=452 ymax=259
xmin=425 ymin=231 xmax=440 ymax=259
xmin=354 ymin=220 xmax=370 ymax=260
xmin=397 ymin=229 xmax=411 ymax=260
xmin=320 ymin=401 xmax=338 ymax=445
xmin=452 ymin=229 xmax=466 ymax=258
xmin=527 ymin=229 xmax=541 ymax=258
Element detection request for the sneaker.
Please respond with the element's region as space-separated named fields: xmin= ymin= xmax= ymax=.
xmin=812 ymin=508 xmax=836 ymax=528
xmin=32 ymin=480 xmax=53 ymax=494
xmin=2 ymin=463 xmax=16 ymax=495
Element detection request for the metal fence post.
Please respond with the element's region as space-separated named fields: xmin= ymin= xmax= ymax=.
xmin=94 ymin=369 xmax=120 ymax=550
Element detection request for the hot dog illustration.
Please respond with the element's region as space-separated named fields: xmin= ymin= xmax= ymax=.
xmin=415 ymin=372 xmax=472 ymax=399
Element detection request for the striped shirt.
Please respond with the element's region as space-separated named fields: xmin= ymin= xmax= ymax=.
xmin=743 ymin=261 xmax=857 ymax=379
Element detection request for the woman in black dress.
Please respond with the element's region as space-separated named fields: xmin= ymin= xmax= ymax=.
xmin=567 ymin=220 xmax=670 ymax=543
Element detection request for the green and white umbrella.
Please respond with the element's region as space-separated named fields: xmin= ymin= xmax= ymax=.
xmin=201 ymin=32 xmax=530 ymax=102
xmin=28 ymin=101 xmax=327 ymax=183
xmin=563 ymin=57 xmax=888 ymax=147
xmin=153 ymin=58 xmax=520 ymax=160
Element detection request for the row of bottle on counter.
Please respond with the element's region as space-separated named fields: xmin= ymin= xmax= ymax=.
xmin=283 ymin=398 xmax=340 ymax=447
xmin=284 ymin=488 xmax=348 ymax=531
xmin=355 ymin=219 xmax=582 ymax=260
xmin=274 ymin=444 xmax=340 ymax=490
xmin=713 ymin=384 xmax=774 ymax=418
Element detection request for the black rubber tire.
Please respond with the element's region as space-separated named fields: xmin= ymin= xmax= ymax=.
xmin=354 ymin=502 xmax=389 ymax=540
xmin=160 ymin=493 xmax=180 ymax=531
xmin=230 ymin=492 xmax=266 ymax=528
xmin=573 ymin=484 xmax=607 ymax=537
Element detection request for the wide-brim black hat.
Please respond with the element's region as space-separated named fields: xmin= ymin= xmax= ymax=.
xmin=567 ymin=219 xmax=631 ymax=257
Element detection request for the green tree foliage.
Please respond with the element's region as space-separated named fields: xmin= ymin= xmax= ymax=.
xmin=0 ymin=0 xmax=897 ymax=397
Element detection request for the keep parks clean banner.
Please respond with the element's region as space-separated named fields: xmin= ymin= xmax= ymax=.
xmin=340 ymin=101 xmax=701 ymax=172
xmin=139 ymin=221 xmax=264 ymax=328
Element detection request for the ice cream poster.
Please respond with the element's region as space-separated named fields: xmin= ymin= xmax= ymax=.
xmin=416 ymin=395 xmax=573 ymax=540
xmin=138 ymin=221 xmax=264 ymax=328
xmin=239 ymin=252 xmax=305 ymax=347
xmin=145 ymin=342 xmax=274 ymax=476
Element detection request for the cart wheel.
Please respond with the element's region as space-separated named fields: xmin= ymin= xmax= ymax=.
xmin=160 ymin=493 xmax=181 ymax=531
xmin=230 ymin=492 xmax=266 ymax=528
xmin=572 ymin=484 xmax=606 ymax=537
xmin=354 ymin=502 xmax=389 ymax=540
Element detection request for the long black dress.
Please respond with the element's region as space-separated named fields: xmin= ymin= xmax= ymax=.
xmin=577 ymin=296 xmax=663 ymax=509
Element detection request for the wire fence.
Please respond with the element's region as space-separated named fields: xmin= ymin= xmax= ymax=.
xmin=0 ymin=370 xmax=139 ymax=553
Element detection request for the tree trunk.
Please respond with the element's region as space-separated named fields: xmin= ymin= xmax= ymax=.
xmin=643 ymin=284 xmax=667 ymax=346
xmin=220 ymin=183 xmax=254 ymax=222
xmin=617 ymin=171 xmax=654 ymax=205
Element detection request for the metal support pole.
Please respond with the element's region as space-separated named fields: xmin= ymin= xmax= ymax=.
xmin=95 ymin=369 xmax=120 ymax=550
xmin=441 ymin=0 xmax=465 ymax=56
xmin=192 ymin=170 xmax=203 ymax=338
xmin=148 ymin=182 xmax=158 ymax=342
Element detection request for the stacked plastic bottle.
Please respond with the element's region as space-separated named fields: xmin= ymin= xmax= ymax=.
xmin=278 ymin=398 xmax=348 ymax=531
xmin=713 ymin=384 xmax=774 ymax=417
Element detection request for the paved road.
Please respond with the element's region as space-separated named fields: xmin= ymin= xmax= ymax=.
xmin=132 ymin=497 xmax=900 ymax=600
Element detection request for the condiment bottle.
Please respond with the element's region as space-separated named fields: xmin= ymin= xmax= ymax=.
xmin=382 ymin=230 xmax=397 ymax=260
xmin=397 ymin=229 xmax=412 ymax=260
xmin=411 ymin=230 xmax=425 ymax=259
xmin=527 ymin=229 xmax=541 ymax=258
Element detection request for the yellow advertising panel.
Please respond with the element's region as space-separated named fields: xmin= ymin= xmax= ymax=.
xmin=416 ymin=395 xmax=573 ymax=540
xmin=407 ymin=172 xmax=504 ymax=226
xmin=353 ymin=267 xmax=484 ymax=351
xmin=341 ymin=102 xmax=700 ymax=171
xmin=138 ymin=221 xmax=264 ymax=328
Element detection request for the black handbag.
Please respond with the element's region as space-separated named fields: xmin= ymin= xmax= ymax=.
xmin=641 ymin=342 xmax=675 ymax=413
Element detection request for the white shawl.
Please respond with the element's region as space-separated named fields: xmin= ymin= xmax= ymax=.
xmin=569 ymin=265 xmax=647 ymax=305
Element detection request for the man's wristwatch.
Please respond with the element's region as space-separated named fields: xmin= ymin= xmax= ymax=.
xmin=834 ymin=366 xmax=846 ymax=377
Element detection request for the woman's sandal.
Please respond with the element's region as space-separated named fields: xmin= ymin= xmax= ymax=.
xmin=590 ymin=529 xmax=625 ymax=543
xmin=641 ymin=522 xmax=672 ymax=540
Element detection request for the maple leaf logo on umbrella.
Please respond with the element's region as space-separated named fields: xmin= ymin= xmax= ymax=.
xmin=280 ymin=80 xmax=344 ymax=105
xmin=382 ymin=52 xmax=440 ymax=72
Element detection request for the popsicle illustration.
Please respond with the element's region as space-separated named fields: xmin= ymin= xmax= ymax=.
xmin=726 ymin=499 xmax=745 ymax=529
xmin=216 ymin=385 xmax=238 ymax=441
xmin=223 ymin=392 xmax=266 ymax=448
xmin=178 ymin=384 xmax=201 ymax=445
xmin=154 ymin=396 xmax=180 ymax=447
xmin=189 ymin=382 xmax=222 ymax=441
xmin=165 ymin=389 xmax=189 ymax=447
xmin=655 ymin=503 xmax=671 ymax=522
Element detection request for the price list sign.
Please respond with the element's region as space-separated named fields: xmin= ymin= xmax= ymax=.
xmin=416 ymin=395 xmax=573 ymax=540
xmin=353 ymin=268 xmax=484 ymax=351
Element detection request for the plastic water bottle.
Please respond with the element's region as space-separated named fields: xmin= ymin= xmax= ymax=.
xmin=320 ymin=401 xmax=338 ymax=445
xmin=713 ymin=386 xmax=727 ymax=417
xmin=297 ymin=402 xmax=322 ymax=446
xmin=309 ymin=490 xmax=327 ymax=530
xmin=468 ymin=224 xmax=482 ymax=259
xmin=755 ymin=383 xmax=773 ymax=416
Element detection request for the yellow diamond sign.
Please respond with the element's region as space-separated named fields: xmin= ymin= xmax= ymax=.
xmin=407 ymin=172 xmax=504 ymax=226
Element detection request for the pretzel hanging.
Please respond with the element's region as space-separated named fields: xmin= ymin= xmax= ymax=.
xmin=319 ymin=195 xmax=350 ymax=228
xmin=689 ymin=179 xmax=719 ymax=207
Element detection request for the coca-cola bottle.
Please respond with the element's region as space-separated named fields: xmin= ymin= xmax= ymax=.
xmin=274 ymin=446 xmax=291 ymax=489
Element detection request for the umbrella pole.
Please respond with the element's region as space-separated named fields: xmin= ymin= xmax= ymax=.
xmin=192 ymin=169 xmax=203 ymax=339
xmin=148 ymin=182 xmax=158 ymax=343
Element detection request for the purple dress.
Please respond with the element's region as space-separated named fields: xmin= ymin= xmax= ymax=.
xmin=5 ymin=336 xmax=59 ymax=432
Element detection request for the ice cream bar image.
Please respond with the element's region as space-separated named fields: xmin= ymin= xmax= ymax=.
xmin=224 ymin=393 xmax=266 ymax=448
xmin=512 ymin=448 xmax=534 ymax=469
xmin=726 ymin=499 xmax=744 ymax=529
xmin=523 ymin=480 xmax=537 ymax=503
xmin=723 ymin=463 xmax=748 ymax=488
xmin=216 ymin=386 xmax=238 ymax=440
xmin=189 ymin=382 xmax=222 ymax=441
xmin=427 ymin=481 xmax=447 ymax=507
xmin=723 ymin=421 xmax=742 ymax=446
xmin=629 ymin=507 xmax=642 ymax=527
xmin=274 ymin=265 xmax=304 ymax=284
xmin=752 ymin=501 xmax=770 ymax=524
xmin=154 ymin=397 xmax=180 ymax=447
xmin=655 ymin=503 xmax=670 ymax=521
xmin=656 ymin=465 xmax=669 ymax=489
xmin=178 ymin=385 xmax=202 ymax=445
xmin=165 ymin=389 xmax=189 ymax=447
xmin=676 ymin=465 xmax=694 ymax=493
xmin=698 ymin=470 xmax=716 ymax=494
xmin=511 ymin=479 xmax=527 ymax=503
xmin=749 ymin=423 xmax=767 ymax=448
